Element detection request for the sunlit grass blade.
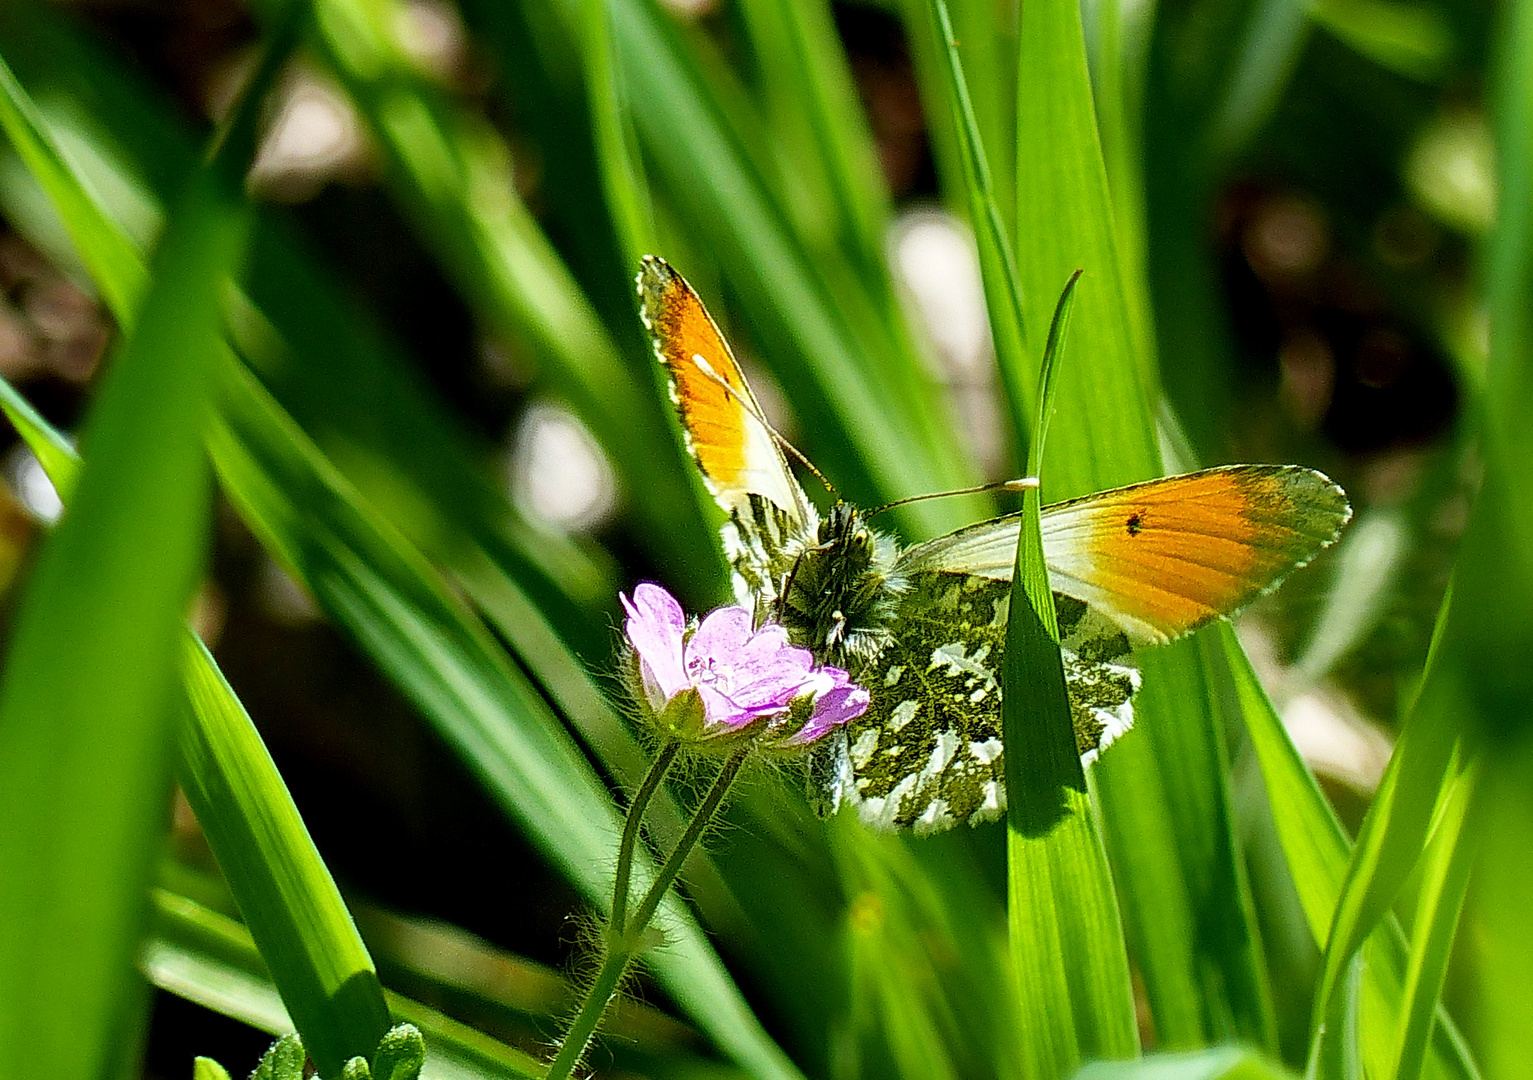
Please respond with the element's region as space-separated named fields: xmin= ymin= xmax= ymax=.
xmin=0 ymin=160 xmax=243 ymax=1080
xmin=1219 ymin=631 xmax=1479 ymax=1080
xmin=208 ymin=361 xmax=804 ymax=1080
xmin=1308 ymin=590 xmax=1461 ymax=1061
xmin=1074 ymin=1045 xmax=1301 ymax=1080
xmin=1004 ymin=272 xmax=1138 ymax=1077
xmin=1392 ymin=750 xmax=1479 ymax=1080
xmin=0 ymin=52 xmax=147 ymax=320
xmin=917 ymin=0 xmax=1029 ymax=427
xmin=1012 ymin=0 xmax=1276 ymax=1052
xmin=0 ymin=290 xmax=395 ymax=1080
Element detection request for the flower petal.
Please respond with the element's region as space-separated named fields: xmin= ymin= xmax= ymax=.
xmin=782 ymin=667 xmax=869 ymax=746
xmin=687 ymin=605 xmax=754 ymax=668
xmin=622 ymin=583 xmax=688 ymax=705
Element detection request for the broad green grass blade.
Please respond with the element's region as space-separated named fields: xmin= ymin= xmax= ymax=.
xmin=146 ymin=890 xmax=547 ymax=1080
xmin=1220 ymin=632 xmax=1479 ymax=1080
xmin=1004 ymin=273 xmax=1138 ymax=1077
xmin=0 ymin=385 xmax=393 ymax=1075
xmin=1012 ymin=0 xmax=1277 ymax=1052
xmin=0 ymin=161 xmax=243 ymax=1080
xmin=208 ymin=361 xmax=804 ymax=1080
xmin=1449 ymin=2 xmax=1533 ymax=1076
xmin=179 ymin=638 xmax=392 ymax=1074
xmin=1075 ymin=1045 xmax=1300 ymax=1080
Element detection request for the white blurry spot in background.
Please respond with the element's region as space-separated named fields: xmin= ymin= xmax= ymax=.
xmin=6 ymin=443 xmax=63 ymax=524
xmin=888 ymin=208 xmax=1006 ymax=475
xmin=393 ymin=0 xmax=471 ymax=84
xmin=242 ymin=68 xmax=369 ymax=202
xmin=1408 ymin=109 xmax=1496 ymax=235
xmin=507 ymin=401 xmax=618 ymax=533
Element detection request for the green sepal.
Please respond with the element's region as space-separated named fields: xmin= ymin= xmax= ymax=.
xmin=370 ymin=1024 xmax=425 ymax=1080
xmin=340 ymin=1056 xmax=372 ymax=1080
xmin=655 ymin=687 xmax=709 ymax=741
xmin=252 ymin=1035 xmax=306 ymax=1080
xmin=192 ymin=1057 xmax=233 ymax=1080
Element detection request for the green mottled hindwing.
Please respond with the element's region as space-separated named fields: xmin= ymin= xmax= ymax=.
xmin=819 ymin=572 xmax=1140 ymax=833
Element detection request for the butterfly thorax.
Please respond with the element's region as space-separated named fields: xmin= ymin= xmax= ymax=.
xmin=775 ymin=503 xmax=905 ymax=670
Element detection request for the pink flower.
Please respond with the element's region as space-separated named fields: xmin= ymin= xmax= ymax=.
xmin=620 ymin=582 xmax=868 ymax=748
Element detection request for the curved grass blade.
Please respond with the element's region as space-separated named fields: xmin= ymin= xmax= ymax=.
xmin=146 ymin=889 xmax=546 ymax=1080
xmin=1220 ymin=632 xmax=1479 ymax=1080
xmin=1307 ymin=590 xmax=1462 ymax=1063
xmin=0 ymin=48 xmax=397 ymax=1062
xmin=1392 ymin=750 xmax=1480 ymax=1080
xmin=0 ymin=160 xmax=244 ymax=1080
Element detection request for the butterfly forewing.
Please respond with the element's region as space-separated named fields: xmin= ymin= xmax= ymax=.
xmin=638 ymin=256 xmax=810 ymax=524
xmin=1037 ymin=465 xmax=1350 ymax=644
xmin=902 ymin=465 xmax=1350 ymax=646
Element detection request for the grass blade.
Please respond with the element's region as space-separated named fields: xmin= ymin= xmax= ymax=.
xmin=0 ymin=160 xmax=244 ymax=1080
xmin=1392 ymin=750 xmax=1480 ymax=1080
xmin=1004 ymin=274 xmax=1138 ymax=1077
xmin=1012 ymin=0 xmax=1276 ymax=1052
xmin=146 ymin=889 xmax=547 ymax=1080
xmin=1220 ymin=632 xmax=1479 ymax=1080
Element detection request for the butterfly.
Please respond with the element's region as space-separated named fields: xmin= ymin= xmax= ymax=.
xmin=637 ymin=254 xmax=1351 ymax=834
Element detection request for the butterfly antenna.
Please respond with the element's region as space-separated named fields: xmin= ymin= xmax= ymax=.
xmin=866 ymin=477 xmax=1040 ymax=518
xmin=690 ymin=355 xmax=839 ymax=498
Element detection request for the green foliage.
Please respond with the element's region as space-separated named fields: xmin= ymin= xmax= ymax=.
xmin=0 ymin=0 xmax=1521 ymax=1075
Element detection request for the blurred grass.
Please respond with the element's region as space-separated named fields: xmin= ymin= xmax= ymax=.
xmin=0 ymin=148 xmax=243 ymax=1080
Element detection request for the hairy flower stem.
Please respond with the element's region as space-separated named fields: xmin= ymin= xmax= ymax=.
xmin=611 ymin=739 xmax=680 ymax=935
xmin=544 ymin=745 xmax=751 ymax=1080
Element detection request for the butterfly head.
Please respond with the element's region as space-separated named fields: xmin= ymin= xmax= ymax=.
xmin=776 ymin=503 xmax=904 ymax=669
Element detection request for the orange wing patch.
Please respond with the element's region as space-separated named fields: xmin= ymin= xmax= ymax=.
xmin=1040 ymin=465 xmax=1350 ymax=644
xmin=638 ymin=256 xmax=806 ymax=521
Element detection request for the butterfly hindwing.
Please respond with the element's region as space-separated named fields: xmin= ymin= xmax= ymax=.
xmin=828 ymin=572 xmax=1140 ymax=833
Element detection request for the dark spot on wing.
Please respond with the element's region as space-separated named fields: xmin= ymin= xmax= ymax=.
xmin=1125 ymin=512 xmax=1144 ymax=537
